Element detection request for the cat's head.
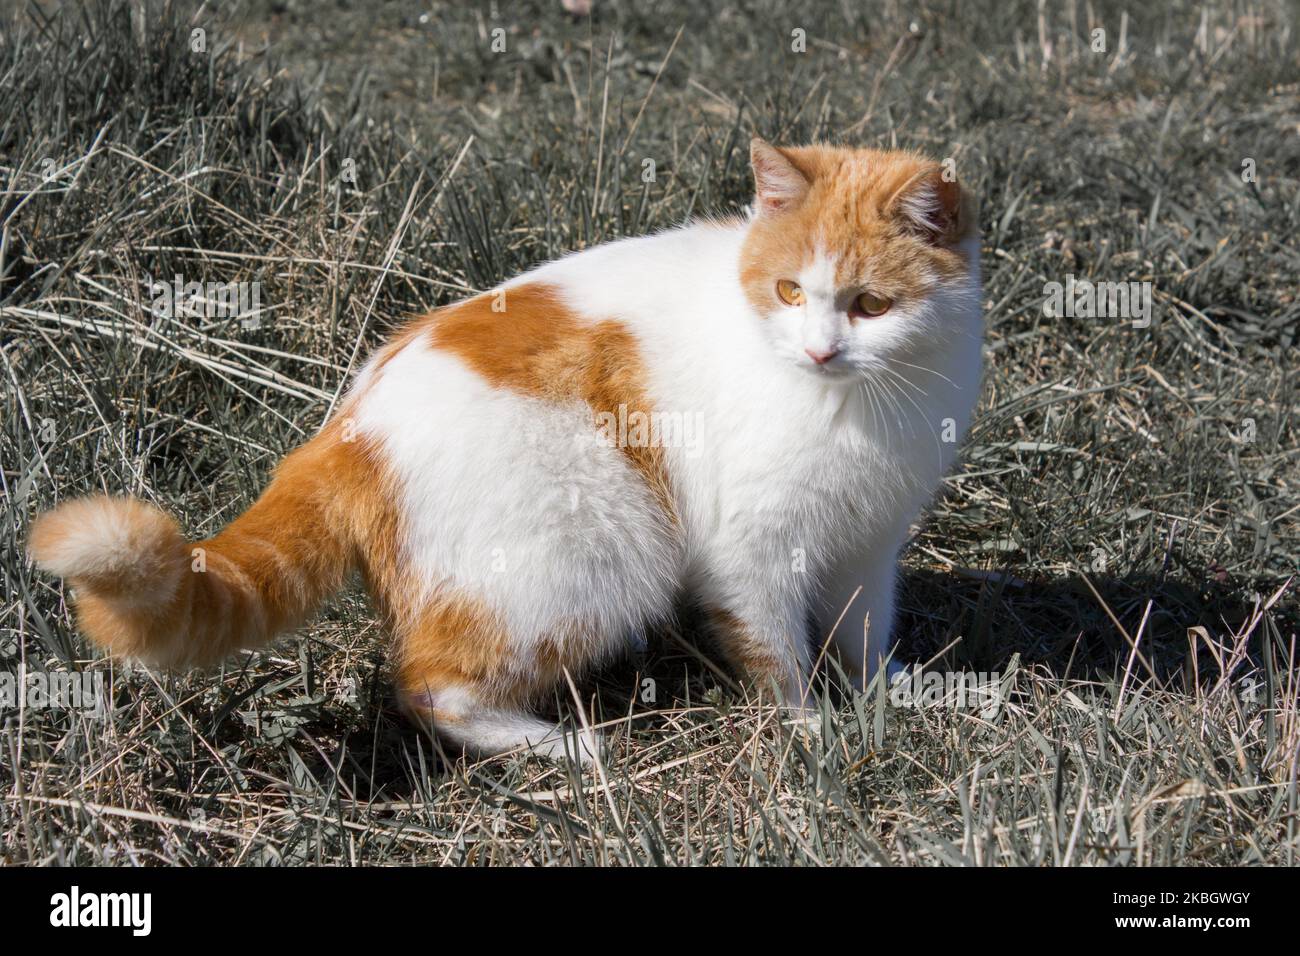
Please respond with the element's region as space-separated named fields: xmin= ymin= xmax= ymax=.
xmin=739 ymin=140 xmax=979 ymax=380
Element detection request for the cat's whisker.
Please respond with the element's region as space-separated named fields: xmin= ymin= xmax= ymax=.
xmin=888 ymin=357 xmax=959 ymax=387
xmin=858 ymin=379 xmax=890 ymax=446
xmin=879 ymin=366 xmax=945 ymax=462
xmin=878 ymin=363 xmax=929 ymax=398
xmin=872 ymin=374 xmax=911 ymax=437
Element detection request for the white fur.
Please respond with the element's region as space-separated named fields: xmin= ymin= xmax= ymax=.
xmin=526 ymin=221 xmax=983 ymax=690
xmin=411 ymin=683 xmax=601 ymax=763
xmin=31 ymin=497 xmax=184 ymax=610
xmin=351 ymin=341 xmax=680 ymax=683
xmin=349 ymin=212 xmax=982 ymax=753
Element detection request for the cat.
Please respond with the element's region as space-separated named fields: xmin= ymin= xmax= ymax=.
xmin=28 ymin=140 xmax=983 ymax=762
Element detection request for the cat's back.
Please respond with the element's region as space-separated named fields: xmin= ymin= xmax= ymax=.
xmin=518 ymin=218 xmax=751 ymax=336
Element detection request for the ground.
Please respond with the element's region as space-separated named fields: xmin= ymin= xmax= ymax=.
xmin=0 ymin=0 xmax=1296 ymax=865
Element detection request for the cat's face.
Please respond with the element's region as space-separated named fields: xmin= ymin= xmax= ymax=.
xmin=739 ymin=141 xmax=978 ymax=381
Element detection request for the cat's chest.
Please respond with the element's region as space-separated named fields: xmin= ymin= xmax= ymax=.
xmin=673 ymin=386 xmax=893 ymax=547
xmin=739 ymin=410 xmax=880 ymax=517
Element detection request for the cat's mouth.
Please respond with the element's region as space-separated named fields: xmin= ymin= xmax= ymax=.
xmin=798 ymin=355 xmax=856 ymax=379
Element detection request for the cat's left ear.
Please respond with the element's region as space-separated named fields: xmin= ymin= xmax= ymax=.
xmin=750 ymin=139 xmax=811 ymax=216
xmin=888 ymin=167 xmax=971 ymax=246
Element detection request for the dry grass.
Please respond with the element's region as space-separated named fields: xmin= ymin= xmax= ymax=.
xmin=1 ymin=0 xmax=1297 ymax=865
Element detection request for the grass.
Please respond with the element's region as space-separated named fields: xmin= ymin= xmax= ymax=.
xmin=0 ymin=0 xmax=1297 ymax=866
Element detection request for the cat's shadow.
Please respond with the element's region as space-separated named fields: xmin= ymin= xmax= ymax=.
xmin=893 ymin=566 xmax=1277 ymax=680
xmin=297 ymin=568 xmax=1279 ymax=802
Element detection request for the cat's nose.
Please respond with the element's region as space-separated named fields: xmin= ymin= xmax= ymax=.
xmin=805 ymin=347 xmax=839 ymax=365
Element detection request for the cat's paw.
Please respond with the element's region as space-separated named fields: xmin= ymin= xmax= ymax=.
xmin=781 ymin=705 xmax=823 ymax=737
xmin=528 ymin=727 xmax=605 ymax=766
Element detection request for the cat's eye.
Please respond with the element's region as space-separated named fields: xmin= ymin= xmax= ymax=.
xmin=851 ymin=291 xmax=892 ymax=318
xmin=775 ymin=279 xmax=805 ymax=306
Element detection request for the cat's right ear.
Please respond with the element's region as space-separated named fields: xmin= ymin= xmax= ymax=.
xmin=750 ymin=139 xmax=810 ymax=216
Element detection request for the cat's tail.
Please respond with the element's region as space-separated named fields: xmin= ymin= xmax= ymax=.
xmin=28 ymin=426 xmax=372 ymax=669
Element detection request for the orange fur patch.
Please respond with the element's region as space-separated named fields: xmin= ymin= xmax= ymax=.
xmin=739 ymin=145 xmax=974 ymax=316
xmin=30 ymin=418 xmax=404 ymax=669
xmin=705 ymin=606 xmax=785 ymax=686
xmin=395 ymin=593 xmax=505 ymax=708
xmin=394 ymin=592 xmax=584 ymax=711
xmin=425 ymin=282 xmax=676 ymax=521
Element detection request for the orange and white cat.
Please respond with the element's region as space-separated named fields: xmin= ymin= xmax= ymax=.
xmin=29 ymin=141 xmax=983 ymax=761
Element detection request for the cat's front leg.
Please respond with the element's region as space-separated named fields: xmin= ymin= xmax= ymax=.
xmin=700 ymin=588 xmax=815 ymax=709
xmin=815 ymin=539 xmax=906 ymax=690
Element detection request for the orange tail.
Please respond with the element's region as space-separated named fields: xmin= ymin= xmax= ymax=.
xmin=28 ymin=426 xmax=383 ymax=669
